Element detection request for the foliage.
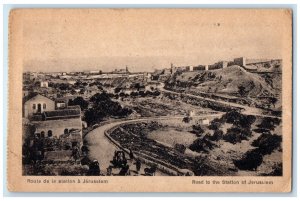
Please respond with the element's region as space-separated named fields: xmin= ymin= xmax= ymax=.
xmin=238 ymin=85 xmax=247 ymax=96
xmin=192 ymin=124 xmax=205 ymax=137
xmin=221 ymin=110 xmax=256 ymax=129
xmin=233 ymin=148 xmax=263 ymax=171
xmin=182 ymin=116 xmax=192 ymax=123
xmin=268 ymin=163 xmax=282 ymax=176
xmin=209 ymin=129 xmax=223 ymax=141
xmin=257 ymin=117 xmax=281 ymax=131
xmin=84 ymin=92 xmax=132 ymax=126
xmin=189 ymin=135 xmax=216 ymax=153
xmin=251 ymin=133 xmax=282 ymax=155
xmin=208 ymin=118 xmax=223 ymax=130
xmin=68 ymin=97 xmax=89 ymax=110
xmin=174 ymin=144 xmax=186 ymax=154
xmin=223 ymin=126 xmax=252 ymax=144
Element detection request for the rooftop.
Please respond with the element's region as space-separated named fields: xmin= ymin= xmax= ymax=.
xmin=43 ymin=108 xmax=81 ymax=120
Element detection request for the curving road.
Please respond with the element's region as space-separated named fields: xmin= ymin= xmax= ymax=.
xmin=84 ymin=114 xmax=222 ymax=175
xmin=84 ymin=89 xmax=280 ymax=175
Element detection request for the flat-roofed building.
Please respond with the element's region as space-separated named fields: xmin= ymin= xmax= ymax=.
xmin=32 ymin=107 xmax=82 ymax=146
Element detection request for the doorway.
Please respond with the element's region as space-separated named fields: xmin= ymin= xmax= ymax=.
xmin=37 ymin=103 xmax=41 ymax=113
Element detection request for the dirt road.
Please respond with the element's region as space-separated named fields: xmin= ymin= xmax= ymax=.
xmin=84 ymin=114 xmax=222 ymax=176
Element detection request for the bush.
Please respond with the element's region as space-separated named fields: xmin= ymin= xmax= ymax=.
xmin=208 ymin=118 xmax=223 ymax=130
xmin=233 ymin=148 xmax=263 ymax=171
xmin=251 ymin=133 xmax=282 ymax=155
xmin=174 ymin=144 xmax=186 ymax=154
xmin=221 ymin=110 xmax=256 ymax=129
xmin=221 ymin=110 xmax=241 ymax=124
xmin=84 ymin=92 xmax=132 ymax=126
xmin=223 ymin=126 xmax=252 ymax=144
xmin=189 ymin=135 xmax=215 ymax=153
xmin=68 ymin=97 xmax=89 ymax=110
xmin=210 ymin=129 xmax=223 ymax=141
xmin=192 ymin=124 xmax=205 ymax=136
xmin=257 ymin=117 xmax=281 ymax=131
xmin=268 ymin=163 xmax=282 ymax=176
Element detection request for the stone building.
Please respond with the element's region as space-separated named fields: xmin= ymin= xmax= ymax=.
xmin=32 ymin=107 xmax=82 ymax=147
xmin=23 ymin=94 xmax=55 ymax=118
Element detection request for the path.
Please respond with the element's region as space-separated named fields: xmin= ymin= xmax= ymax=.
xmin=161 ymin=88 xmax=280 ymax=118
xmin=84 ymin=114 xmax=222 ymax=176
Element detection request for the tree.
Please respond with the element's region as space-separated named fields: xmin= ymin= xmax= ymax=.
xmin=257 ymin=117 xmax=281 ymax=131
xmin=270 ymin=97 xmax=278 ymax=108
xmin=221 ymin=110 xmax=241 ymax=124
xmin=182 ymin=116 xmax=192 ymax=123
xmin=251 ymin=133 xmax=282 ymax=155
xmin=174 ymin=144 xmax=186 ymax=154
xmin=238 ymin=85 xmax=247 ymax=97
xmin=210 ymin=129 xmax=223 ymax=141
xmin=69 ymin=97 xmax=89 ymax=110
xmin=189 ymin=135 xmax=215 ymax=153
xmin=114 ymin=87 xmax=122 ymax=94
xmin=233 ymin=149 xmax=263 ymax=171
xmin=208 ymin=118 xmax=223 ymax=130
xmin=58 ymin=83 xmax=70 ymax=91
xmin=223 ymin=126 xmax=252 ymax=144
xmin=84 ymin=92 xmax=132 ymax=126
xmin=192 ymin=124 xmax=204 ymax=137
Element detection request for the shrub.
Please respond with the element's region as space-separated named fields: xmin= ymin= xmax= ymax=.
xmin=174 ymin=144 xmax=186 ymax=154
xmin=269 ymin=163 xmax=282 ymax=176
xmin=221 ymin=110 xmax=241 ymax=124
xmin=189 ymin=135 xmax=215 ymax=153
xmin=84 ymin=92 xmax=132 ymax=125
xmin=221 ymin=110 xmax=256 ymax=129
xmin=233 ymin=148 xmax=263 ymax=171
xmin=223 ymin=126 xmax=252 ymax=144
xmin=208 ymin=118 xmax=223 ymax=130
xmin=68 ymin=97 xmax=89 ymax=110
xmin=192 ymin=124 xmax=205 ymax=136
xmin=257 ymin=117 xmax=281 ymax=130
xmin=210 ymin=129 xmax=223 ymax=141
xmin=251 ymin=133 xmax=282 ymax=155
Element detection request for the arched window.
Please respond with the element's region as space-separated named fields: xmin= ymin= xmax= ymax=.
xmin=48 ymin=130 xmax=53 ymax=137
xmin=33 ymin=104 xmax=36 ymax=109
xmin=43 ymin=103 xmax=46 ymax=109
xmin=41 ymin=131 xmax=45 ymax=138
xmin=64 ymin=128 xmax=69 ymax=134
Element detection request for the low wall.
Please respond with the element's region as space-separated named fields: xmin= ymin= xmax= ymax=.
xmin=104 ymin=122 xmax=192 ymax=176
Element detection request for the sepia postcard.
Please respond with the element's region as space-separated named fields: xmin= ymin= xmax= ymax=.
xmin=7 ymin=8 xmax=292 ymax=192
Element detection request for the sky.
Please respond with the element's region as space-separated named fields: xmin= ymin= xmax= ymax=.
xmin=20 ymin=9 xmax=290 ymax=72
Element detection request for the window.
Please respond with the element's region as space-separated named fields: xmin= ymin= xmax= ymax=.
xmin=48 ymin=130 xmax=53 ymax=137
xmin=43 ymin=103 xmax=46 ymax=109
xmin=64 ymin=128 xmax=69 ymax=134
xmin=41 ymin=131 xmax=45 ymax=138
xmin=33 ymin=104 xmax=36 ymax=109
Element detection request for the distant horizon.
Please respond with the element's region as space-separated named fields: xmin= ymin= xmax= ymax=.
xmin=23 ymin=56 xmax=281 ymax=73
xmin=22 ymin=9 xmax=285 ymax=73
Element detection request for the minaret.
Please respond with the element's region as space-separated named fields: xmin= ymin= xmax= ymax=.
xmin=126 ymin=65 xmax=129 ymax=73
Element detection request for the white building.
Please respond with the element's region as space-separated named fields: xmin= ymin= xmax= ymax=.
xmin=40 ymin=81 xmax=48 ymax=88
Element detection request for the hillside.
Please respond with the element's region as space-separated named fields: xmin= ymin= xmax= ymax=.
xmin=166 ymin=65 xmax=278 ymax=98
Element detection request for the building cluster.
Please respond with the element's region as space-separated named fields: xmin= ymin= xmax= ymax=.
xmin=150 ymin=57 xmax=282 ymax=81
xmin=23 ymin=93 xmax=83 ymax=161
